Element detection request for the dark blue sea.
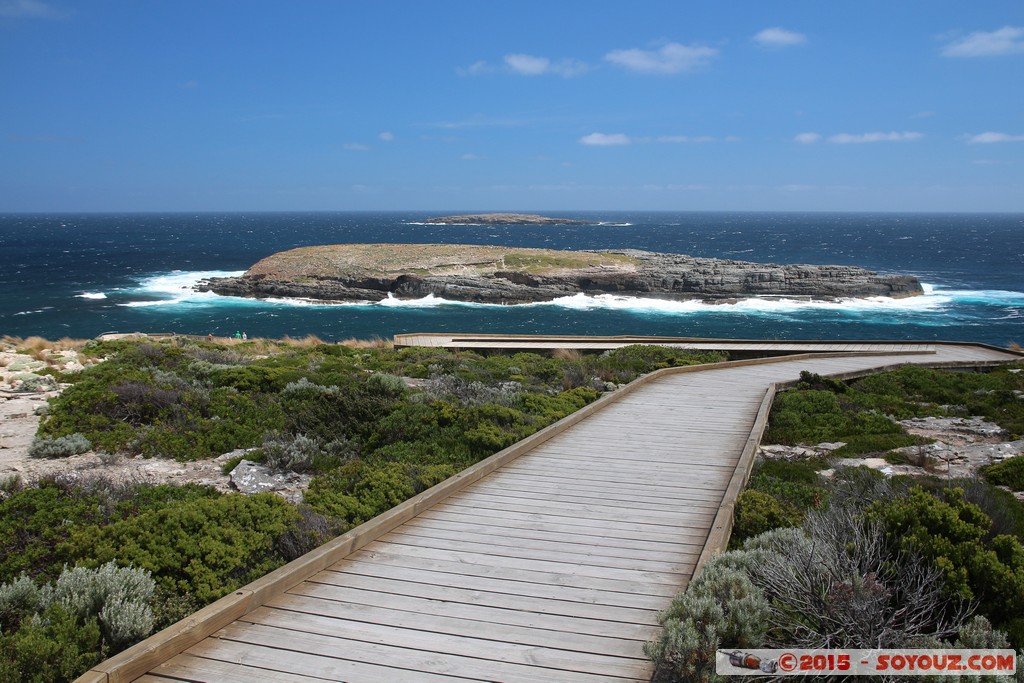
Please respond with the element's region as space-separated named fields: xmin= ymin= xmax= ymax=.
xmin=1 ymin=212 xmax=1022 ymax=346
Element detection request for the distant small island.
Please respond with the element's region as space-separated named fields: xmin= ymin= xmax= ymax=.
xmin=422 ymin=213 xmax=589 ymax=225
xmin=197 ymin=243 xmax=924 ymax=305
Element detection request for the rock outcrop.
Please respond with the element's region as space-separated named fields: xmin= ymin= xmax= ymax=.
xmin=197 ymin=243 xmax=924 ymax=304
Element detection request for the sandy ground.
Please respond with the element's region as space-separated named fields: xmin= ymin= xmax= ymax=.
xmin=0 ymin=346 xmax=233 ymax=491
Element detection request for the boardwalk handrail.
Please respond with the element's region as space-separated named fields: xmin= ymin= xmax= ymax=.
xmin=394 ymin=332 xmax=1022 ymax=354
xmin=75 ymin=346 xmax=1021 ymax=682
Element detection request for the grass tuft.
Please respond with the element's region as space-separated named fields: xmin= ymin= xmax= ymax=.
xmin=551 ymin=348 xmax=583 ymax=361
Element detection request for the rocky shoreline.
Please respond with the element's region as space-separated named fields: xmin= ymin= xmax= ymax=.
xmin=197 ymin=243 xmax=924 ymax=305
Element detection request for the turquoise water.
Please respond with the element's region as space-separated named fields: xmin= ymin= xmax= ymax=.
xmin=1 ymin=211 xmax=1022 ymax=345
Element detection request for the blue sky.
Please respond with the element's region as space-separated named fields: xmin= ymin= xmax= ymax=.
xmin=2 ymin=1 xmax=1023 ymax=212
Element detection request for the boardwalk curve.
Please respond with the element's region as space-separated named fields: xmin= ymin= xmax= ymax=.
xmin=78 ymin=340 xmax=1021 ymax=683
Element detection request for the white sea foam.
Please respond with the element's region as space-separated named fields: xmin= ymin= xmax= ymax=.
xmin=138 ymin=270 xmax=245 ymax=296
xmin=112 ymin=270 xmax=1024 ymax=321
xmin=378 ymin=293 xmax=459 ymax=308
xmin=533 ymin=290 xmax=953 ymax=316
xmin=261 ymin=296 xmax=373 ymax=307
xmin=118 ymin=270 xmax=245 ymax=308
xmin=76 ymin=292 xmax=107 ymax=300
xmin=934 ymin=288 xmax=1024 ymax=306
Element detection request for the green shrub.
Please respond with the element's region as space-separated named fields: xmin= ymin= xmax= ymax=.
xmin=17 ymin=374 xmax=58 ymax=392
xmin=746 ymin=459 xmax=829 ymax=511
xmin=0 ymin=562 xmax=156 ymax=683
xmin=831 ymin=432 xmax=926 ymax=457
xmin=424 ymin=374 xmax=521 ymax=407
xmin=0 ymin=604 xmax=102 ymax=683
xmin=752 ymin=458 xmax=826 ymax=485
xmin=365 ymin=372 xmax=408 ymax=397
xmin=260 ymin=432 xmax=320 ymax=472
xmin=598 ymin=345 xmax=723 ymax=379
xmin=911 ymin=478 xmax=1024 ymax=542
xmin=765 ymin=389 xmax=848 ymax=444
xmin=304 ymin=461 xmax=458 ymax=528
xmin=27 ymin=434 xmax=91 ymax=459
xmin=795 ymin=370 xmax=848 ymax=393
xmin=982 ymin=456 xmax=1024 ymax=492
xmin=43 ymin=562 xmax=155 ymax=647
xmin=65 ymin=493 xmax=298 ymax=603
xmin=0 ymin=484 xmax=107 ymax=581
xmin=730 ymin=490 xmax=804 ymax=547
xmin=646 ymin=550 xmax=769 ymax=683
xmin=869 ymin=487 xmax=1024 ymax=639
xmin=259 ymin=432 xmax=358 ymax=473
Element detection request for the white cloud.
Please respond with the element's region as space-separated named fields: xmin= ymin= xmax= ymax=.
xmin=343 ymin=143 xmax=370 ymax=151
xmin=605 ymin=42 xmax=718 ymax=74
xmin=827 ymin=131 xmax=923 ymax=144
xmin=579 ymin=132 xmax=631 ymax=146
xmin=657 ymin=135 xmax=715 ymax=143
xmin=943 ymin=26 xmax=1024 ymax=57
xmin=0 ymin=0 xmax=68 ymax=18
xmin=378 ymin=131 xmax=394 ymax=142
xmin=503 ymin=53 xmax=588 ymax=77
xmin=967 ymin=131 xmax=1024 ymax=143
xmin=794 ymin=132 xmax=821 ymax=144
xmin=457 ymin=60 xmax=494 ymax=76
xmin=463 ymin=54 xmax=587 ymax=78
xmin=504 ymin=54 xmax=550 ymax=75
xmin=753 ymin=27 xmax=807 ymax=48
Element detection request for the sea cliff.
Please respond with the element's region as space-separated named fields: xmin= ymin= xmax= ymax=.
xmin=197 ymin=243 xmax=923 ymax=304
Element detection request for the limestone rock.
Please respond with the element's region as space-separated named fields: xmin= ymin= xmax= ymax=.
xmin=198 ymin=244 xmax=923 ymax=305
xmin=229 ymin=460 xmax=312 ymax=503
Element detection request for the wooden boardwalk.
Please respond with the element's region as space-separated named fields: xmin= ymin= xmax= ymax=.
xmin=392 ymin=333 xmax=939 ymax=355
xmin=79 ymin=340 xmax=1021 ymax=683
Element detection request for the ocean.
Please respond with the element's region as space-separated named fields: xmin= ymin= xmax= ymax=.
xmin=1 ymin=212 xmax=1022 ymax=346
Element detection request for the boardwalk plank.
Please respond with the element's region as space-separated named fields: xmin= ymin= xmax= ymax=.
xmin=330 ymin=559 xmax=670 ymax=611
xmin=417 ymin=507 xmax=710 ymax=545
xmin=438 ymin=491 xmax=718 ymax=527
xmin=378 ymin=528 xmax=696 ymax=573
xmin=458 ymin=485 xmax=723 ymax=513
xmin=241 ymin=608 xmax=650 ymax=680
xmin=287 ymin=581 xmax=660 ymax=641
xmin=362 ymin=539 xmax=689 ymax=586
xmin=309 ymin=570 xmax=661 ymax=624
xmin=149 ymin=655 xmax=336 ymax=682
xmin=342 ymin=545 xmax=683 ymax=596
xmin=390 ymin=521 xmax=699 ymax=561
xmin=183 ymin=638 xmax=484 ymax=683
xmin=217 ymin=622 xmax=616 ymax=683
xmin=267 ymin=592 xmax=653 ymax=658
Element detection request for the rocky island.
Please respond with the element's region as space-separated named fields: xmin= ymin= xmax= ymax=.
xmin=422 ymin=213 xmax=589 ymax=225
xmin=197 ymin=244 xmax=924 ymax=304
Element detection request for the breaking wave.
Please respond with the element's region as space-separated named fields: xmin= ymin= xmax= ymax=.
xmin=107 ymin=271 xmax=1023 ymax=332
